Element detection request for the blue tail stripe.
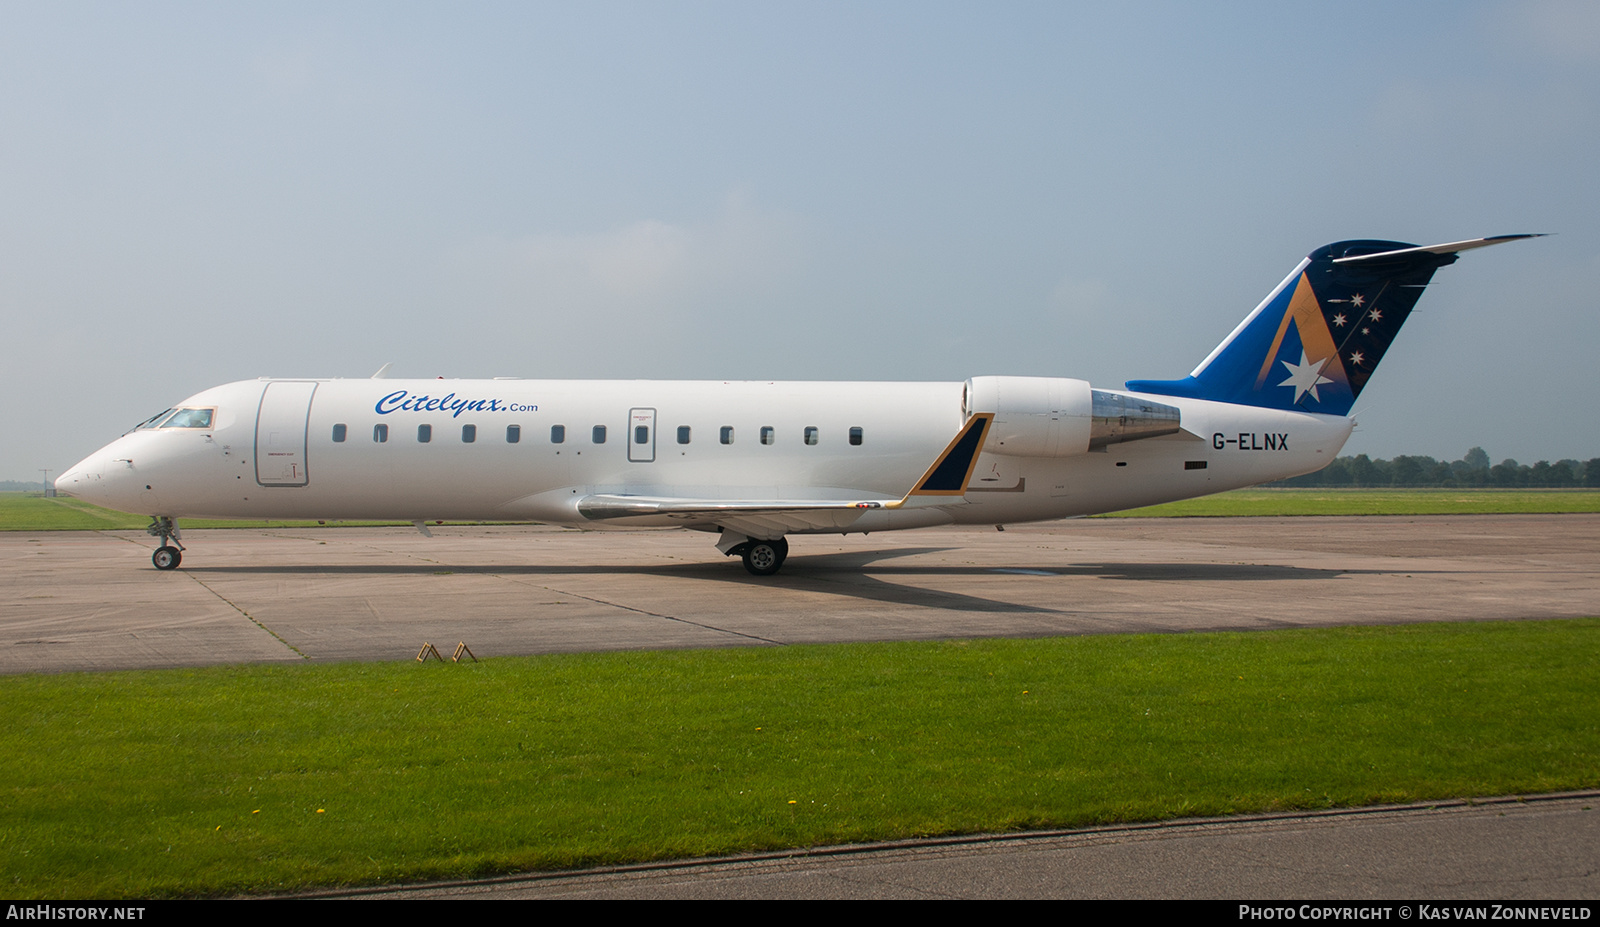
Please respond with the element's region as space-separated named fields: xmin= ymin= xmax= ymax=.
xmin=1126 ymin=239 xmax=1455 ymax=416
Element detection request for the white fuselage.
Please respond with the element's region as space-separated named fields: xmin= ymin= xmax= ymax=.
xmin=56 ymin=235 xmax=1527 ymax=574
xmin=58 ymin=377 xmax=1352 ymax=534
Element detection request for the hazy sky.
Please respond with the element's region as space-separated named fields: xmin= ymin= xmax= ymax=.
xmin=5 ymin=1 xmax=1598 ymax=482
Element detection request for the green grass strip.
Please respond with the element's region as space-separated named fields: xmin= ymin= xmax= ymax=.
xmin=0 ymin=495 xmax=482 ymax=531
xmin=0 ymin=495 xmax=146 ymax=531
xmin=2 ymin=619 xmax=1596 ymax=897
xmin=1112 ymin=488 xmax=1600 ymax=517
xmin=6 ymin=489 xmax=1600 ymax=531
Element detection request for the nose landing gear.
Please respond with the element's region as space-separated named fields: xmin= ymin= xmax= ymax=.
xmin=146 ymin=516 xmax=185 ymax=570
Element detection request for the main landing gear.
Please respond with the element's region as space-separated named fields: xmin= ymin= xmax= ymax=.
xmin=742 ymin=537 xmax=788 ymax=576
xmin=147 ymin=516 xmax=185 ymax=570
xmin=717 ymin=531 xmax=789 ymax=577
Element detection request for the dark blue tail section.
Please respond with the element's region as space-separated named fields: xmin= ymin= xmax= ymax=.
xmin=1126 ymin=236 xmax=1535 ymax=416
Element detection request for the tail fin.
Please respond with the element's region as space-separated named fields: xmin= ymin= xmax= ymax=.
xmin=1125 ymin=235 xmax=1538 ymax=416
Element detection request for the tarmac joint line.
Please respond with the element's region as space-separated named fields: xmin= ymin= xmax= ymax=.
xmin=322 ymin=534 xmax=789 ymax=646
xmin=182 ymin=572 xmax=309 ymax=660
xmin=492 ymin=574 xmax=789 ymax=647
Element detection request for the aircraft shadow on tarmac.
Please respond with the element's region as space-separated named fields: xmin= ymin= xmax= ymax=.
xmin=759 ymin=551 xmax=1366 ymax=614
xmin=182 ymin=547 xmax=1374 ymax=615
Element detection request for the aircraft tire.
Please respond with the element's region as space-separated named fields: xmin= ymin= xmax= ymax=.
xmin=742 ymin=538 xmax=787 ymax=576
xmin=152 ymin=546 xmax=182 ymax=571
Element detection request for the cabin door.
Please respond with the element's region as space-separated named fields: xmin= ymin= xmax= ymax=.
xmin=627 ymin=407 xmax=656 ymax=463
xmin=255 ymin=381 xmax=318 ymax=486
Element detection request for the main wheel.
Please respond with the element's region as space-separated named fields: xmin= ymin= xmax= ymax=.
xmin=152 ymin=546 xmax=182 ymax=571
xmin=741 ymin=538 xmax=788 ymax=576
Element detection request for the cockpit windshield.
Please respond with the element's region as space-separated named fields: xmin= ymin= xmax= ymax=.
xmin=134 ymin=409 xmax=175 ymax=430
xmin=162 ymin=408 xmax=214 ymax=428
xmin=135 ymin=407 xmax=214 ymax=430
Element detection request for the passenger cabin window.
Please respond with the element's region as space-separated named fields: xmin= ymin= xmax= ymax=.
xmin=550 ymin=424 xmax=565 ymax=444
xmin=849 ymin=426 xmax=864 ymax=446
xmin=635 ymin=425 xmax=649 ymax=445
xmin=462 ymin=424 xmax=476 ymax=443
xmin=804 ymin=426 xmax=819 ymax=446
xmin=592 ymin=425 xmax=607 ymax=444
xmin=332 ymin=424 xmax=347 ymax=443
xmin=677 ymin=426 xmax=691 ymax=445
xmin=760 ymin=426 xmax=775 ymax=446
xmin=373 ymin=423 xmax=389 ymax=443
xmin=418 ymin=424 xmax=432 ymax=443
xmin=507 ymin=424 xmax=521 ymax=444
xmin=720 ymin=426 xmax=734 ymax=445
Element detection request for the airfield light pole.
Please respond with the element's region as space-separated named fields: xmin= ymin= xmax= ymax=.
xmin=40 ymin=469 xmax=52 ymax=498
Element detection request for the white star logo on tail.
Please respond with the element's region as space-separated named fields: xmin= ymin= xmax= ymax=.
xmin=1278 ymin=350 xmax=1334 ymax=403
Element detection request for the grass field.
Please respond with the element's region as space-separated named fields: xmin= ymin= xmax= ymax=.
xmin=0 ymin=494 xmax=426 ymax=531
xmin=3 ymin=619 xmax=1596 ymax=898
xmin=1109 ymin=488 xmax=1600 ymax=517
xmin=5 ymin=488 xmax=1600 ymax=531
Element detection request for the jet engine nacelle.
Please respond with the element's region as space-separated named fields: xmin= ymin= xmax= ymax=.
xmin=965 ymin=375 xmax=1093 ymax=457
xmin=964 ymin=376 xmax=1181 ymax=458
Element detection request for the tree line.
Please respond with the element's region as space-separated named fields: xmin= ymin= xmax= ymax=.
xmin=1272 ymin=448 xmax=1600 ymax=488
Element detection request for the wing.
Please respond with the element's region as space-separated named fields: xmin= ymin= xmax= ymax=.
xmin=574 ymin=413 xmax=994 ymax=537
xmin=576 ymin=496 xmax=892 ymax=536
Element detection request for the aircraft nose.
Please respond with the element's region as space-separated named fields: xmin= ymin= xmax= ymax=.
xmin=55 ymin=456 xmax=102 ymax=497
xmin=56 ymin=445 xmax=144 ymax=512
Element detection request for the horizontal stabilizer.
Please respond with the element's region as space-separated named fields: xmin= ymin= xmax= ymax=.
xmin=1331 ymin=234 xmax=1544 ymax=265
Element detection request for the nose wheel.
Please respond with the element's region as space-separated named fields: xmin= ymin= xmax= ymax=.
xmin=146 ymin=516 xmax=186 ymax=571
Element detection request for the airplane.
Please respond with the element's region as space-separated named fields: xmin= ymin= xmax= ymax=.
xmin=57 ymin=235 xmax=1536 ymax=576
